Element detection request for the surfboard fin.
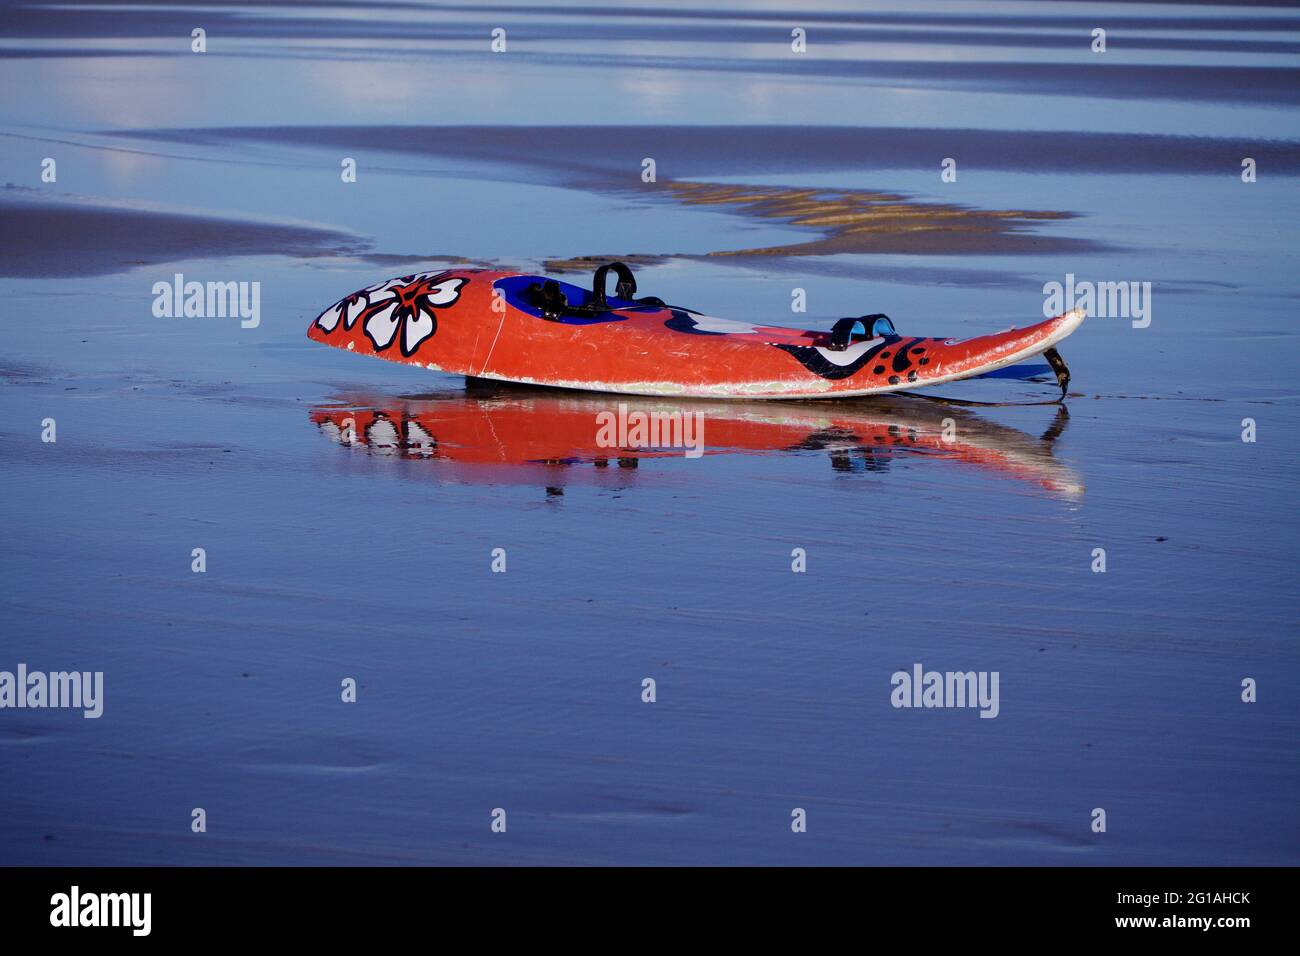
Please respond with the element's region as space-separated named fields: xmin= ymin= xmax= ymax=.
xmin=1043 ymin=347 xmax=1070 ymax=399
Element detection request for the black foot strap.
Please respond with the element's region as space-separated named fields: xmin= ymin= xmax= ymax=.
xmin=590 ymin=261 xmax=637 ymax=308
xmin=827 ymin=314 xmax=896 ymax=351
xmin=530 ymin=279 xmax=568 ymax=320
xmin=532 ymin=261 xmax=659 ymax=321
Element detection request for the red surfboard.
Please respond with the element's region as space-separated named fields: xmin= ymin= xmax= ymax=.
xmin=307 ymin=262 xmax=1082 ymax=400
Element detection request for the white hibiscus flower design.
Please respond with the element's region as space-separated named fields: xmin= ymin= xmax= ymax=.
xmin=315 ymin=272 xmax=467 ymax=357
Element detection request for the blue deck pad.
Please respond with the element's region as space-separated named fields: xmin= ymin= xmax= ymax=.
xmin=494 ymin=274 xmax=644 ymax=325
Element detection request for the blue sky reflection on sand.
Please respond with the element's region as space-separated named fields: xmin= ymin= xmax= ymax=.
xmin=0 ymin=0 xmax=1297 ymax=865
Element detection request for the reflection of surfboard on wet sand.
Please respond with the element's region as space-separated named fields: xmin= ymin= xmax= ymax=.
xmin=308 ymin=262 xmax=1082 ymax=401
xmin=310 ymin=387 xmax=1084 ymax=499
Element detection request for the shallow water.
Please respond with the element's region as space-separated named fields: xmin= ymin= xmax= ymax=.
xmin=1 ymin=0 xmax=1297 ymax=865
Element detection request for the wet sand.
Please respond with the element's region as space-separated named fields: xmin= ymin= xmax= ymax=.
xmin=0 ymin=187 xmax=366 ymax=277
xmin=4 ymin=3 xmax=1299 ymax=105
xmin=0 ymin=0 xmax=1297 ymax=867
xmin=121 ymin=124 xmax=1300 ymax=178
